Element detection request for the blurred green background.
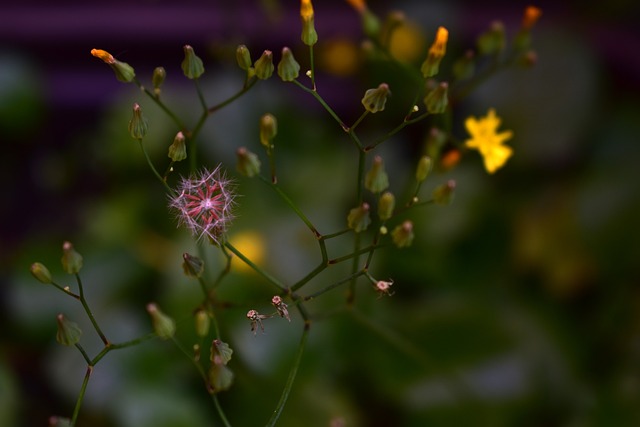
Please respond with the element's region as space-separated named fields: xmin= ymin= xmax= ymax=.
xmin=2 ymin=0 xmax=640 ymax=426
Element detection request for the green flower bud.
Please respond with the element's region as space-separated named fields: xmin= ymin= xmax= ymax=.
xmin=182 ymin=252 xmax=204 ymax=278
xmin=254 ymin=50 xmax=274 ymax=80
xmin=152 ymin=66 xmax=166 ymax=95
xmin=128 ymin=103 xmax=148 ymax=140
xmin=378 ymin=192 xmax=395 ymax=221
xmin=361 ymin=83 xmax=391 ymax=113
xmin=195 ymin=309 xmax=210 ymax=338
xmin=425 ymin=127 xmax=448 ymax=160
xmin=347 ymin=203 xmax=371 ymax=233
xmin=30 ymin=262 xmax=52 ymax=284
xmin=236 ymin=147 xmax=261 ymax=177
xmin=391 ymin=220 xmax=414 ymax=248
xmin=168 ymin=131 xmax=187 ymax=162
xmin=361 ymin=9 xmax=381 ymax=39
xmin=423 ymin=82 xmax=448 ymax=114
xmin=277 ymin=47 xmax=300 ymax=82
xmin=181 ymin=45 xmax=205 ymax=79
xmin=91 ymin=49 xmax=136 ymax=83
xmin=300 ymin=0 xmax=318 ymax=46
xmin=61 ymin=241 xmax=83 ymax=274
xmin=452 ymin=50 xmax=475 ymax=81
xmin=432 ymin=179 xmax=456 ymax=205
xmin=365 ymin=155 xmax=389 ymax=193
xmin=146 ymin=303 xmax=176 ymax=340
xmin=259 ymin=113 xmax=277 ymax=147
xmin=416 ymin=155 xmax=432 ymax=182
xmin=236 ymin=44 xmax=252 ymax=71
xmin=477 ymin=21 xmax=505 ymax=56
xmin=208 ymin=357 xmax=234 ymax=393
xmin=56 ymin=314 xmax=82 ymax=346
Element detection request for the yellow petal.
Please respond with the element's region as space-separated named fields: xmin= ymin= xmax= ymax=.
xmin=90 ymin=48 xmax=115 ymax=64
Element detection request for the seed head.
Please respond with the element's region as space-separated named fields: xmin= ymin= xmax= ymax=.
xmin=168 ymin=166 xmax=236 ymax=244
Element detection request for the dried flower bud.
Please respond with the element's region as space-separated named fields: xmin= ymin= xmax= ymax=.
xmin=365 ymin=155 xmax=389 ymax=193
xmin=247 ymin=309 xmax=268 ymax=335
xmin=61 ymin=241 xmax=83 ymax=274
xmin=236 ymin=147 xmax=261 ymax=177
xmin=152 ymin=67 xmax=166 ymax=95
xmin=300 ymin=0 xmax=318 ymax=46
xmin=56 ymin=314 xmax=82 ymax=346
xmin=259 ymin=113 xmax=277 ymax=147
xmin=477 ymin=21 xmax=505 ymax=56
xmin=146 ymin=303 xmax=176 ymax=340
xmin=277 ymin=47 xmax=301 ymax=82
xmin=423 ymin=82 xmax=448 ymax=114
xmin=168 ymin=131 xmax=187 ymax=162
xmin=432 ymin=179 xmax=456 ymax=205
xmin=374 ymin=279 xmax=394 ymax=296
xmin=391 ymin=220 xmax=414 ymax=248
xmin=347 ymin=203 xmax=371 ymax=233
xmin=361 ymin=83 xmax=391 ymax=113
xmin=128 ymin=103 xmax=148 ymax=140
xmin=271 ymin=295 xmax=291 ymax=322
xmin=378 ymin=192 xmax=395 ymax=221
xmin=181 ymin=45 xmax=205 ymax=79
xmin=236 ymin=44 xmax=252 ymax=71
xmin=194 ymin=309 xmax=210 ymax=338
xmin=421 ymin=26 xmax=448 ymax=78
xmin=182 ymin=252 xmax=204 ymax=278
xmin=30 ymin=262 xmax=52 ymax=284
xmin=415 ymin=155 xmax=432 ymax=182
xmin=426 ymin=127 xmax=448 ymax=160
xmin=254 ymin=50 xmax=274 ymax=80
xmin=90 ymin=48 xmax=136 ymax=83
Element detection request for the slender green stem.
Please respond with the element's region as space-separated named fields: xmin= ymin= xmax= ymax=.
xmin=308 ymin=45 xmax=316 ymax=91
xmin=303 ymin=270 xmax=366 ymax=301
xmin=74 ymin=343 xmax=91 ymax=365
xmin=290 ymin=262 xmax=327 ymax=292
xmin=321 ymin=228 xmax=351 ymax=240
xmin=329 ymin=243 xmax=385 ymax=265
xmin=259 ymin=175 xmax=319 ymax=237
xmin=75 ymin=274 xmax=109 ymax=346
xmin=70 ymin=366 xmax=92 ymax=426
xmin=138 ymin=139 xmax=171 ymax=191
xmin=213 ymin=395 xmax=232 ymax=427
xmin=212 ymin=244 xmax=233 ymax=289
xmin=208 ymin=77 xmax=257 ymax=114
xmin=292 ymin=80 xmax=348 ymax=131
xmin=355 ymin=149 xmax=366 ymax=204
xmin=134 ymin=79 xmax=187 ymax=131
xmin=365 ymin=111 xmax=430 ymax=152
xmin=350 ymin=110 xmax=369 ymax=132
xmin=224 ymin=242 xmax=286 ymax=291
xmin=50 ymin=280 xmax=80 ymax=299
xmin=194 ymin=78 xmax=208 ymax=112
xmin=265 ymin=325 xmax=309 ymax=427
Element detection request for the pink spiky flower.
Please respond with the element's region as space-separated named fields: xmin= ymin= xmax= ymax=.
xmin=168 ymin=166 xmax=236 ymax=243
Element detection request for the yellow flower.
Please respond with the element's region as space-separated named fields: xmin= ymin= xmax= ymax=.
xmin=230 ymin=231 xmax=266 ymax=273
xmin=300 ymin=0 xmax=314 ymax=21
xmin=429 ymin=26 xmax=448 ymax=58
xmin=465 ymin=108 xmax=513 ymax=174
